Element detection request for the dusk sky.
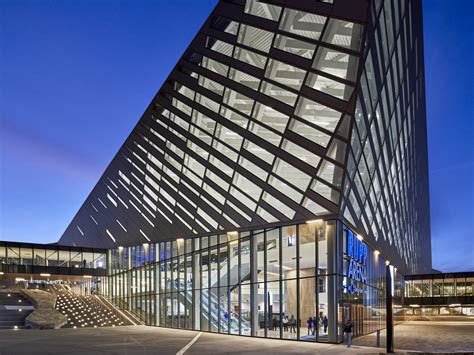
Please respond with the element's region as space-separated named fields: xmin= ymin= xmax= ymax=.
xmin=1 ymin=0 xmax=473 ymax=272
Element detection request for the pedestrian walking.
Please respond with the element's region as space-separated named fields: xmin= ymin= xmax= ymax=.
xmin=344 ymin=320 xmax=353 ymax=347
xmin=323 ymin=315 xmax=328 ymax=333
xmin=307 ymin=317 xmax=313 ymax=335
xmin=289 ymin=315 xmax=296 ymax=333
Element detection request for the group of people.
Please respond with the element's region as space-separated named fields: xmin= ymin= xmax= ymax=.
xmin=306 ymin=312 xmax=328 ymax=335
xmin=271 ymin=315 xmax=299 ymax=332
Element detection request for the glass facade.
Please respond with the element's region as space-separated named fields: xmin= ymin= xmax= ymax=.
xmin=49 ymin=0 xmax=432 ymax=345
xmin=0 ymin=241 xmax=106 ymax=275
xmin=103 ymin=219 xmax=390 ymax=342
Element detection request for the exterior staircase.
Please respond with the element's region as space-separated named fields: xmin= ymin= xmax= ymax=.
xmin=0 ymin=292 xmax=34 ymax=330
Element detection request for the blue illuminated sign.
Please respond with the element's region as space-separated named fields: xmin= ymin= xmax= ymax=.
xmin=345 ymin=230 xmax=367 ymax=293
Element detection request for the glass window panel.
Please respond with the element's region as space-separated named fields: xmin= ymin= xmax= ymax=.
xmin=20 ymin=247 xmax=33 ymax=265
xmin=228 ymin=68 xmax=260 ymax=91
xmin=243 ymin=139 xmax=275 ymax=162
xmin=321 ymin=18 xmax=364 ymax=51
xmin=317 ymin=160 xmax=343 ymax=188
xmin=214 ymin=124 xmax=243 ymax=151
xmin=265 ymin=228 xmax=280 ymax=281
xmin=281 ymin=225 xmax=297 ymax=280
xmin=260 ymin=80 xmax=298 ymax=106
xmin=281 ymin=278 xmax=297 ymax=340
xmin=233 ymin=46 xmax=268 ymax=69
xmin=200 ymin=56 xmax=229 ymax=77
xmin=264 ymin=59 xmax=306 ymax=91
xmin=175 ymin=83 xmax=195 ymax=100
xmin=274 ymin=34 xmax=315 ymax=59
xmin=268 ymin=175 xmax=303 ymax=203
xmin=299 ymin=223 xmax=317 ymax=274
xmin=262 ymin=192 xmax=295 ymax=218
xmin=249 ymin=121 xmax=282 ymax=146
xmin=220 ymin=106 xmax=249 ymax=128
xmin=302 ymin=197 xmax=329 ymax=215
xmin=244 ymin=0 xmax=282 ymax=21
xmin=311 ymin=180 xmax=340 ymax=204
xmin=279 ymin=9 xmax=326 ymax=40
xmin=272 ymin=158 xmax=312 ymax=191
xmin=195 ymin=93 xmax=220 ymax=113
xmin=237 ymin=24 xmax=274 ymax=53
xmin=232 ymin=173 xmax=262 ymax=201
xmin=44 ymin=250 xmax=58 ymax=268
xmin=326 ymin=138 xmax=347 ymax=164
xmin=58 ymin=250 xmax=69 ymax=267
xmin=281 ymin=139 xmax=321 ymax=167
xmin=223 ymin=88 xmax=254 ymax=116
xmin=312 ymin=46 xmax=360 ymax=82
xmin=239 ymin=156 xmax=268 ymax=181
xmin=252 ymin=102 xmax=289 ymax=133
xmin=288 ymin=119 xmax=331 ymax=147
xmin=206 ymin=37 xmax=234 ymax=57
xmin=198 ymin=75 xmax=224 ymax=96
xmin=295 ymin=97 xmax=342 ymax=133
xmin=305 ymin=72 xmax=354 ymax=101
xmin=82 ymin=251 xmax=94 ymax=268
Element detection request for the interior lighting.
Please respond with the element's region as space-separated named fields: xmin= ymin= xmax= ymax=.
xmin=449 ymin=304 xmax=461 ymax=307
xmin=306 ymin=219 xmax=323 ymax=224
xmin=356 ymin=234 xmax=363 ymax=241
xmin=374 ymin=250 xmax=380 ymax=256
xmin=40 ymin=273 xmax=51 ymax=277
xmin=385 ymin=260 xmax=390 ymax=266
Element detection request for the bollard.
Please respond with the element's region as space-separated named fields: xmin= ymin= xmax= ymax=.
xmin=376 ymin=329 xmax=381 ymax=347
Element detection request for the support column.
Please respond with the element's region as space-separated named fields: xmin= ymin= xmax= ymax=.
xmin=193 ymin=245 xmax=201 ymax=330
xmin=250 ymin=234 xmax=259 ymax=336
xmin=327 ymin=220 xmax=340 ymax=343
xmin=386 ymin=264 xmax=394 ymax=353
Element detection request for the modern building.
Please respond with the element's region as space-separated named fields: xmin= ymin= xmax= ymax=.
xmin=2 ymin=0 xmax=439 ymax=343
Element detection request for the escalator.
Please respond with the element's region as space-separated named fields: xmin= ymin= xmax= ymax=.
xmin=169 ymin=280 xmax=251 ymax=335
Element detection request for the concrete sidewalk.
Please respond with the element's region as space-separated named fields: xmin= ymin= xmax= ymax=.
xmin=353 ymin=321 xmax=474 ymax=353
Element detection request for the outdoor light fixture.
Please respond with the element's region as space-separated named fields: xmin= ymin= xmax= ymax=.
xmin=374 ymin=250 xmax=380 ymax=256
xmin=83 ymin=275 xmax=92 ymax=278
xmin=385 ymin=260 xmax=390 ymax=265
xmin=0 ymin=272 xmax=4 ymax=275
xmin=40 ymin=273 xmax=51 ymax=277
xmin=356 ymin=234 xmax=363 ymax=241
xmin=118 ymin=246 xmax=124 ymax=252
xmin=409 ymin=304 xmax=420 ymax=307
xmin=449 ymin=304 xmax=461 ymax=307
xmin=15 ymin=278 xmax=25 ymax=282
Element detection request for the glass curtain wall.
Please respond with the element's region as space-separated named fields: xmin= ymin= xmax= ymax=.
xmin=105 ymin=219 xmax=389 ymax=343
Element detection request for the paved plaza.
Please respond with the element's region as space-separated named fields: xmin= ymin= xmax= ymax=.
xmin=0 ymin=321 xmax=473 ymax=354
xmin=354 ymin=321 xmax=474 ymax=353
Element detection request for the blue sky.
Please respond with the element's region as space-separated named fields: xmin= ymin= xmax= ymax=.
xmin=0 ymin=0 xmax=473 ymax=272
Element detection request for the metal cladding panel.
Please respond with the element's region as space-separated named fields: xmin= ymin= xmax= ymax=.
xmin=59 ymin=0 xmax=432 ymax=276
xmin=59 ymin=0 xmax=369 ymax=248
xmin=340 ymin=0 xmax=432 ymax=274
